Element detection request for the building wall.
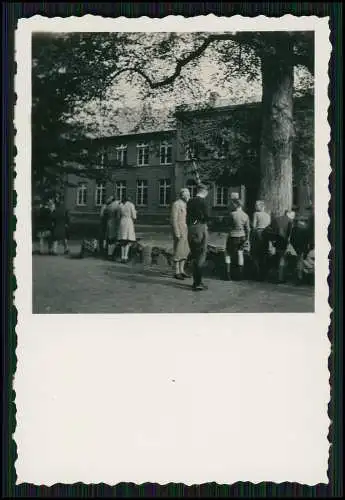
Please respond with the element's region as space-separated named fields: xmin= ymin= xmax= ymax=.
xmin=64 ymin=97 xmax=314 ymax=223
xmin=65 ymin=131 xmax=177 ymax=224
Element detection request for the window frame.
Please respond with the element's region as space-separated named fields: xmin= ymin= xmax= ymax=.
xmin=186 ymin=179 xmax=198 ymax=199
xmin=160 ymin=141 xmax=173 ymax=165
xmin=158 ymin=178 xmax=172 ymax=207
xmin=115 ymin=180 xmax=127 ymax=202
xmin=213 ymin=185 xmax=229 ymax=208
xmin=115 ymin=144 xmax=128 ymax=166
xmin=76 ymin=183 xmax=88 ymax=207
xmin=136 ymin=179 xmax=148 ymax=207
xmin=136 ymin=143 xmax=149 ymax=167
xmin=94 ymin=183 xmax=106 ymax=207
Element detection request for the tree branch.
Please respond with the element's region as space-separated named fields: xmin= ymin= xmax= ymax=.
xmin=109 ymin=32 xmax=313 ymax=89
xmin=109 ymin=33 xmax=257 ymax=89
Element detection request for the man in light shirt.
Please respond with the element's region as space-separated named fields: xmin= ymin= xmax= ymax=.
xmin=224 ymin=199 xmax=250 ymax=281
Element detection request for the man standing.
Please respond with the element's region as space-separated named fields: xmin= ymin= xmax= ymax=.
xmin=99 ymin=200 xmax=109 ymax=256
xmin=49 ymin=197 xmax=70 ymax=256
xmin=171 ymin=188 xmax=191 ymax=280
xmin=224 ymin=199 xmax=250 ymax=281
xmin=106 ymin=195 xmax=121 ymax=259
xmin=36 ymin=201 xmax=52 ymax=255
xmin=186 ymin=183 xmax=209 ymax=291
xmin=269 ymin=208 xmax=296 ymax=283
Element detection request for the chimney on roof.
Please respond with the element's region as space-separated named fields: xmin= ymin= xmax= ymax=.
xmin=209 ymin=92 xmax=219 ymax=107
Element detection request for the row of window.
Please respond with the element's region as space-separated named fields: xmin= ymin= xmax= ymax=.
xmin=76 ymin=181 xmax=232 ymax=209
xmin=100 ymin=142 xmax=173 ymax=167
xmin=77 ymin=180 xmax=172 ymax=208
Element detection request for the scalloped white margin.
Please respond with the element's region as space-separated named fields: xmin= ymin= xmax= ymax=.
xmin=13 ymin=14 xmax=331 ymax=486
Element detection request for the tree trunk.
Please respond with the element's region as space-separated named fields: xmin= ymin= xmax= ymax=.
xmin=258 ymin=35 xmax=294 ymax=217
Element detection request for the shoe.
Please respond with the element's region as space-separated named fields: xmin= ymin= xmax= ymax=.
xmin=174 ymin=274 xmax=185 ymax=280
xmin=192 ymin=285 xmax=203 ymax=291
xmin=192 ymin=283 xmax=208 ymax=291
xmin=180 ymin=272 xmax=191 ymax=279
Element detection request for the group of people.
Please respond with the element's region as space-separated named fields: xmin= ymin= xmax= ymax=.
xmin=99 ymin=195 xmax=137 ymax=263
xmin=35 ymin=198 xmax=70 ymax=255
xmin=35 ymin=186 xmax=314 ymax=291
xmin=171 ymin=184 xmax=314 ymax=291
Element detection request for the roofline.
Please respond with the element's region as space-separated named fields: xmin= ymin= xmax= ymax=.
xmin=175 ymin=101 xmax=260 ymax=116
xmin=175 ymin=94 xmax=314 ymax=116
xmin=87 ymin=128 xmax=176 ymax=142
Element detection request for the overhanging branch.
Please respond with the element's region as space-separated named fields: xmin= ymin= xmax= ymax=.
xmin=109 ymin=33 xmax=257 ymax=89
xmin=108 ymin=32 xmax=313 ymax=89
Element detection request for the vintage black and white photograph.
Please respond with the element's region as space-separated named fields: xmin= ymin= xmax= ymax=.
xmin=30 ymin=25 xmax=316 ymax=314
xmin=14 ymin=14 xmax=331 ymax=487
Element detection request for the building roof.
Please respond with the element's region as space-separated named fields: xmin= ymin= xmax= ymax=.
xmin=175 ymin=94 xmax=313 ymax=116
xmin=91 ymin=128 xmax=176 ymax=143
xmin=79 ymin=94 xmax=313 ymax=143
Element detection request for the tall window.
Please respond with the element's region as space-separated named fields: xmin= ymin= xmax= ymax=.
xmin=186 ymin=179 xmax=198 ymax=199
xmin=95 ymin=183 xmax=106 ymax=206
xmin=160 ymin=142 xmax=172 ymax=165
xmin=136 ymin=143 xmax=149 ymax=166
xmin=214 ymin=185 xmax=228 ymax=207
xmin=76 ymin=183 xmax=87 ymax=206
xmin=159 ymin=179 xmax=171 ymax=207
xmin=136 ymin=180 xmax=148 ymax=206
xmin=115 ymin=144 xmax=127 ymax=166
xmin=115 ymin=181 xmax=127 ymax=201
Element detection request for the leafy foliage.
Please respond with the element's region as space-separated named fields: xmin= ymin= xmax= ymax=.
xmin=176 ymin=104 xmax=261 ymax=187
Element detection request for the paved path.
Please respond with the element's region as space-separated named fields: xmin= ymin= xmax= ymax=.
xmin=32 ymin=252 xmax=314 ymax=314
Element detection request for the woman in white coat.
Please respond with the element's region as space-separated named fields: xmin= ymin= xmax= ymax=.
xmin=171 ymin=188 xmax=191 ymax=279
xmin=117 ymin=195 xmax=137 ymax=263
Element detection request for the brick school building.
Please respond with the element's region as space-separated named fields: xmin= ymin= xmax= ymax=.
xmin=63 ymin=96 xmax=314 ymax=225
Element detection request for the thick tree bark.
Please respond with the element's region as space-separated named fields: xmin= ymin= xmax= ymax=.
xmin=258 ymin=35 xmax=294 ymax=217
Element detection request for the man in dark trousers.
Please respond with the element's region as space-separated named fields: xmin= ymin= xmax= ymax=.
xmin=186 ymin=183 xmax=209 ymax=291
xmin=269 ymin=208 xmax=296 ymax=283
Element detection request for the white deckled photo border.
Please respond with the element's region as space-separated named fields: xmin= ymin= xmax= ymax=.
xmin=14 ymin=15 xmax=331 ymax=486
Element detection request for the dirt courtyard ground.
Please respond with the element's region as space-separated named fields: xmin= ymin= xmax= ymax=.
xmin=32 ymin=250 xmax=314 ymax=314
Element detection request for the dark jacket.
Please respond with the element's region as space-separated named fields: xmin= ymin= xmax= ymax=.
xmin=186 ymin=196 xmax=209 ymax=226
xmin=51 ymin=206 xmax=70 ymax=241
xmin=270 ymin=215 xmax=293 ymax=241
xmin=35 ymin=206 xmax=52 ymax=233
